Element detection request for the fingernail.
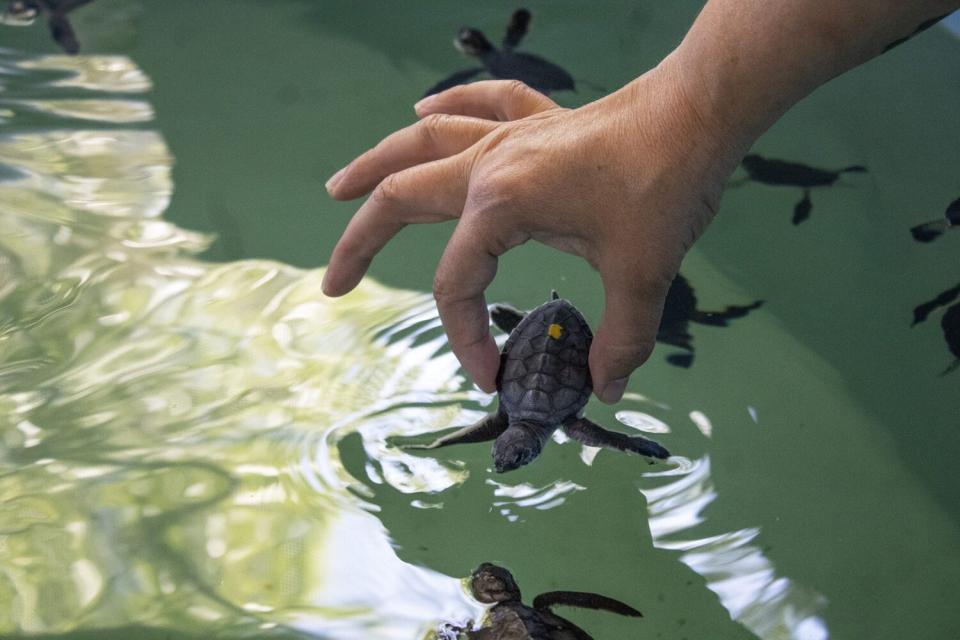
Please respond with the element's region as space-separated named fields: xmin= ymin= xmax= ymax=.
xmin=413 ymin=95 xmax=436 ymax=113
xmin=598 ymin=377 xmax=628 ymax=404
xmin=325 ymin=167 xmax=346 ymax=192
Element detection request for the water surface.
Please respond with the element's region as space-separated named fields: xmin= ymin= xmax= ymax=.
xmin=1 ymin=3 xmax=959 ymax=639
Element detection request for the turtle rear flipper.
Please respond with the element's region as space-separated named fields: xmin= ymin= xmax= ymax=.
xmin=562 ymin=417 xmax=670 ymax=459
xmin=424 ymin=66 xmax=485 ymax=97
xmin=489 ymin=303 xmax=527 ymax=333
xmin=533 ymin=591 xmax=643 ymax=618
xmin=403 ymin=411 xmax=508 ymax=450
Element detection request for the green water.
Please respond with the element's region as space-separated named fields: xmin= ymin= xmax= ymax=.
xmin=1 ymin=2 xmax=959 ymax=639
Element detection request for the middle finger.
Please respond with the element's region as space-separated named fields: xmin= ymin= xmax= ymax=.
xmin=328 ymin=113 xmax=497 ymax=200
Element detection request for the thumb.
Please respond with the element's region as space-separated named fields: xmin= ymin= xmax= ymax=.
xmin=589 ymin=265 xmax=671 ymax=404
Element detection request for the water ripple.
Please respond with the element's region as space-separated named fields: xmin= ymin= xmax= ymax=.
xmin=0 ymin=50 xmax=484 ymax=639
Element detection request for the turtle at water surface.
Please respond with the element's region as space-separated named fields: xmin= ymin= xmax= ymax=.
xmin=438 ymin=563 xmax=643 ymax=640
xmin=736 ymin=153 xmax=868 ymax=224
xmin=406 ymin=292 xmax=669 ymax=472
xmin=424 ymin=9 xmax=576 ymax=97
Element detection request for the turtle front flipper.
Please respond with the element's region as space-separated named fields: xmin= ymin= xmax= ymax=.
xmin=404 ymin=411 xmax=509 ymax=450
xmin=424 ymin=67 xmax=485 ymax=97
xmin=533 ymin=591 xmax=643 ymax=618
xmin=502 ymin=8 xmax=531 ymax=50
xmin=912 ymin=284 xmax=960 ymax=325
xmin=562 ymin=417 xmax=670 ymax=460
xmin=489 ymin=303 xmax=527 ymax=333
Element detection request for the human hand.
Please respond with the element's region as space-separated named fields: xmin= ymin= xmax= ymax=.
xmin=323 ymin=63 xmax=742 ymax=403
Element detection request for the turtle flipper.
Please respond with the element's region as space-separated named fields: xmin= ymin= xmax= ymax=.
xmin=563 ymin=417 xmax=670 ymax=459
xmin=503 ymin=8 xmax=531 ymax=50
xmin=691 ymin=300 xmax=764 ymax=326
xmin=910 ymin=218 xmax=949 ymax=242
xmin=424 ymin=67 xmax=485 ymax=97
xmin=48 ymin=13 xmax=80 ymax=54
xmin=489 ymin=303 xmax=527 ymax=334
xmin=912 ymin=284 xmax=960 ymax=325
xmin=792 ymin=189 xmax=812 ymax=224
xmin=404 ymin=411 xmax=509 ymax=450
xmin=533 ymin=591 xmax=643 ymax=618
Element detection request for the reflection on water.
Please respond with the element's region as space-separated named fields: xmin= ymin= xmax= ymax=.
xmin=636 ymin=415 xmax=830 ymax=639
xmin=0 ymin=50 xmax=485 ymax=638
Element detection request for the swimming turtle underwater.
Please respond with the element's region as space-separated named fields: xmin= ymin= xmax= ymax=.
xmin=910 ymin=196 xmax=960 ymax=242
xmin=656 ymin=273 xmax=764 ymax=368
xmin=737 ymin=153 xmax=868 ymax=224
xmin=3 ymin=0 xmax=94 ymax=54
xmin=406 ymin=292 xmax=669 ymax=473
xmin=438 ymin=563 xmax=643 ymax=640
xmin=424 ymin=9 xmax=575 ymax=97
xmin=912 ymin=283 xmax=960 ymax=375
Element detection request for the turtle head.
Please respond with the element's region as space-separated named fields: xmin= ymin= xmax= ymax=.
xmin=470 ymin=563 xmax=521 ymax=604
xmin=3 ymin=1 xmax=39 ymax=22
xmin=455 ymin=28 xmax=494 ymax=57
xmin=492 ymin=422 xmax=545 ymax=472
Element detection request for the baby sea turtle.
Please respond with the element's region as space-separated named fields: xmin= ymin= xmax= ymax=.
xmin=440 ymin=563 xmax=643 ymax=640
xmin=408 ymin=292 xmax=669 ymax=473
xmin=910 ymin=196 xmax=960 ymax=242
xmin=912 ymin=283 xmax=960 ymax=375
xmin=657 ymin=273 xmax=764 ymax=368
xmin=425 ymin=9 xmax=575 ymax=97
xmin=3 ymin=0 xmax=94 ymax=54
xmin=737 ymin=153 xmax=868 ymax=224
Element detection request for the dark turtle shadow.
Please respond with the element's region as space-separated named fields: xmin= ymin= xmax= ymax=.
xmin=657 ymin=273 xmax=764 ymax=367
xmin=729 ymin=153 xmax=868 ymax=225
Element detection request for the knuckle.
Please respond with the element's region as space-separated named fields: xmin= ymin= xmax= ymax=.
xmin=418 ymin=113 xmax=451 ymax=143
xmin=504 ymin=79 xmax=532 ymax=99
xmin=371 ymin=172 xmax=402 ymax=205
xmin=467 ymin=163 xmax=525 ymax=213
xmin=432 ymin=273 xmax=456 ymax=305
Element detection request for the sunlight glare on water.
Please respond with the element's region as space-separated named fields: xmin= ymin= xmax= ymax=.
xmin=0 ymin=49 xmax=485 ymax=639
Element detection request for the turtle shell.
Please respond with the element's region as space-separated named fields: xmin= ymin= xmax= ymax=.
xmin=496 ymin=298 xmax=593 ymax=424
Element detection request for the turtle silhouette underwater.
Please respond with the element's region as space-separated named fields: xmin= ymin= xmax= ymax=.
xmin=405 ymin=292 xmax=669 ymax=473
xmin=736 ymin=153 xmax=868 ymax=224
xmin=656 ymin=273 xmax=764 ymax=368
xmin=912 ymin=283 xmax=960 ymax=375
xmin=439 ymin=563 xmax=643 ymax=640
xmin=910 ymin=196 xmax=960 ymax=242
xmin=424 ymin=9 xmax=576 ymax=97
xmin=3 ymin=0 xmax=94 ymax=54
